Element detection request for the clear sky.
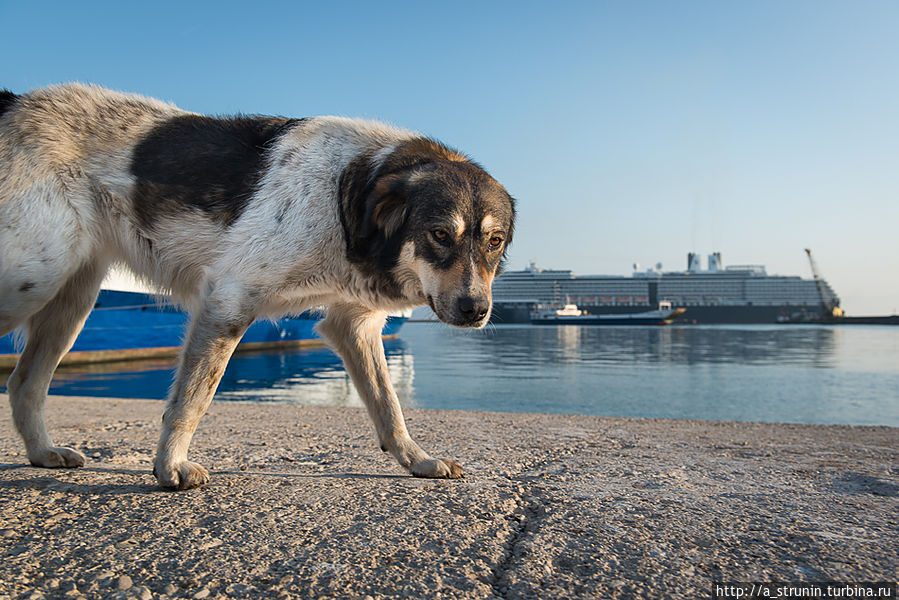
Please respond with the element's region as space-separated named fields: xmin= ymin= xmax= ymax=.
xmin=4 ymin=1 xmax=898 ymax=315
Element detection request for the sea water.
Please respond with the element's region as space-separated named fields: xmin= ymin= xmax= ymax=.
xmin=4 ymin=324 xmax=898 ymax=426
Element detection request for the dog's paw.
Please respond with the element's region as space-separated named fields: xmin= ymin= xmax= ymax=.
xmin=153 ymin=460 xmax=210 ymax=490
xmin=28 ymin=446 xmax=86 ymax=468
xmin=411 ymin=458 xmax=463 ymax=479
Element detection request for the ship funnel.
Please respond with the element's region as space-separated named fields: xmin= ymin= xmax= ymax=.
xmin=688 ymin=252 xmax=701 ymax=273
xmin=708 ymin=252 xmax=722 ymax=272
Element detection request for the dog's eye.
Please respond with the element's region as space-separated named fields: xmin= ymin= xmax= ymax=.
xmin=432 ymin=229 xmax=449 ymax=243
xmin=488 ymin=236 xmax=504 ymax=249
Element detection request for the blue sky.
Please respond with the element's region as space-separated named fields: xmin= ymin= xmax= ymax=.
xmin=4 ymin=1 xmax=898 ymax=314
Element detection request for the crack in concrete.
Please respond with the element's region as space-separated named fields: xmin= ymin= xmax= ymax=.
xmin=490 ymin=492 xmax=545 ymax=599
xmin=488 ymin=442 xmax=583 ymax=599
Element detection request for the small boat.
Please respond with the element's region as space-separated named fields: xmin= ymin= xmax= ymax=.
xmin=0 ymin=288 xmax=407 ymax=370
xmin=530 ymin=301 xmax=686 ymax=326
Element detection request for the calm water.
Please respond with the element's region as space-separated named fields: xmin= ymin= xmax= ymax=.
xmin=4 ymin=323 xmax=898 ymax=426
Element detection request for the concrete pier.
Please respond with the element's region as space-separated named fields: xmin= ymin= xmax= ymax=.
xmin=1 ymin=395 xmax=896 ymax=599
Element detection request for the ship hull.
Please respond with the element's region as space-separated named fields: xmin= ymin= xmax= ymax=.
xmin=531 ymin=316 xmax=676 ymax=326
xmin=530 ymin=305 xmax=685 ymax=326
xmin=493 ymin=303 xmax=825 ymax=325
xmin=0 ymin=290 xmax=406 ymax=369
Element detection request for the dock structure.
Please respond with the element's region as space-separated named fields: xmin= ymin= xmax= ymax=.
xmin=0 ymin=395 xmax=896 ymax=598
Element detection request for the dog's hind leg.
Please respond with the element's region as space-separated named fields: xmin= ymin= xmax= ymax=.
xmin=318 ymin=303 xmax=463 ymax=479
xmin=153 ymin=284 xmax=254 ymax=489
xmin=6 ymin=262 xmax=105 ymax=468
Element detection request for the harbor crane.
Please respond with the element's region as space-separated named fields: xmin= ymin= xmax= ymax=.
xmin=804 ymin=248 xmax=844 ymax=319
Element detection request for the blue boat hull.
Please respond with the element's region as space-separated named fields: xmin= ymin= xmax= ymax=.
xmin=0 ymin=289 xmax=406 ymax=368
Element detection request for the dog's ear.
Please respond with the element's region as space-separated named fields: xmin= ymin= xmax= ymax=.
xmin=362 ymin=173 xmax=407 ymax=239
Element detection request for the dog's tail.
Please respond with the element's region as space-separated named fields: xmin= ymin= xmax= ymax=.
xmin=0 ymin=90 xmax=19 ymax=119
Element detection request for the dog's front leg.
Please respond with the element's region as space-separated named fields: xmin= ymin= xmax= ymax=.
xmin=318 ymin=303 xmax=462 ymax=478
xmin=153 ymin=291 xmax=253 ymax=489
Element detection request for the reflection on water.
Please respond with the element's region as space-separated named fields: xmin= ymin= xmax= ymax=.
xmin=475 ymin=325 xmax=841 ymax=368
xmin=3 ymin=324 xmax=897 ymax=426
xmin=215 ymin=343 xmax=415 ymax=407
xmin=400 ymin=323 xmax=898 ymax=426
xmin=37 ymin=339 xmax=415 ymax=409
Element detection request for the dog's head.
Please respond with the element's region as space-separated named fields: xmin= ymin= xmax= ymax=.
xmin=340 ymin=138 xmax=515 ymax=328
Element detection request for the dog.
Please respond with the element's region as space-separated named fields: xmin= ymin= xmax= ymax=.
xmin=0 ymin=84 xmax=514 ymax=489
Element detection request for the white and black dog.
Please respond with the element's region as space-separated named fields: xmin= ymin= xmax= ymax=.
xmin=0 ymin=84 xmax=514 ymax=489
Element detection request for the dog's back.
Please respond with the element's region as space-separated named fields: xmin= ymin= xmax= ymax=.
xmin=0 ymin=85 xmax=389 ymax=321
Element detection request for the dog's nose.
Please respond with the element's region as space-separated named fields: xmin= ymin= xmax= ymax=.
xmin=457 ymin=296 xmax=489 ymax=321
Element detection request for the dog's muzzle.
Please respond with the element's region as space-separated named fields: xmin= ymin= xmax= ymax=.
xmin=454 ymin=295 xmax=490 ymax=327
xmin=457 ymin=295 xmax=488 ymax=321
xmin=429 ymin=294 xmax=491 ymax=328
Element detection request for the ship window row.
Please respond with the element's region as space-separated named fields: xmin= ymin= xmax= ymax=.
xmin=494 ymin=276 xmax=838 ymax=306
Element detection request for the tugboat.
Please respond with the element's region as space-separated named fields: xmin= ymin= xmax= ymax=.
xmin=530 ymin=301 xmax=686 ymax=326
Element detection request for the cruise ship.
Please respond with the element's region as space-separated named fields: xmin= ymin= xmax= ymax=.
xmin=491 ymin=252 xmax=841 ymax=324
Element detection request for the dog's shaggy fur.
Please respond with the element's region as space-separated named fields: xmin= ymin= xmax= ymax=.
xmin=0 ymin=84 xmax=514 ymax=488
